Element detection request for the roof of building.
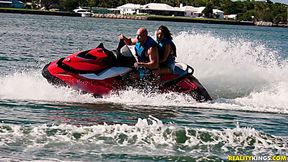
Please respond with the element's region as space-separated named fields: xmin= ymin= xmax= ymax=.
xmin=142 ymin=3 xmax=176 ymax=11
xmin=188 ymin=6 xmax=205 ymax=13
xmin=180 ymin=6 xmax=205 ymax=13
xmin=181 ymin=6 xmax=196 ymax=12
xmin=213 ymin=9 xmax=224 ymax=13
xmin=117 ymin=3 xmax=141 ymax=9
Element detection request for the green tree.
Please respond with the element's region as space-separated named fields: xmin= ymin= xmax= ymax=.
xmin=202 ymin=2 xmax=213 ymax=18
xmin=41 ymin=0 xmax=60 ymax=10
xmin=63 ymin=0 xmax=78 ymax=11
xmin=237 ymin=10 xmax=256 ymax=21
xmin=219 ymin=0 xmax=234 ymax=14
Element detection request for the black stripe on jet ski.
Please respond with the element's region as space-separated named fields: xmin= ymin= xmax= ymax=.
xmin=42 ymin=62 xmax=67 ymax=86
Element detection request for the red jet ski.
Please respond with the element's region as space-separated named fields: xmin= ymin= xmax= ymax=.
xmin=42 ymin=43 xmax=211 ymax=102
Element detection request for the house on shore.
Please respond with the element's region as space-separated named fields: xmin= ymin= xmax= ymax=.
xmin=117 ymin=3 xmax=141 ymax=15
xmin=224 ymin=14 xmax=237 ymax=20
xmin=213 ymin=9 xmax=224 ymax=19
xmin=140 ymin=3 xmax=184 ymax=16
xmin=181 ymin=6 xmax=224 ymax=19
xmin=116 ymin=3 xmax=224 ymax=19
xmin=117 ymin=3 xmax=184 ymax=16
xmin=181 ymin=6 xmax=205 ymax=18
xmin=0 ymin=0 xmax=24 ymax=8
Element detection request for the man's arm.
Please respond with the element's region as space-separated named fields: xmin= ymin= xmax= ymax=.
xmin=119 ymin=34 xmax=137 ymax=45
xmin=137 ymin=46 xmax=159 ymax=70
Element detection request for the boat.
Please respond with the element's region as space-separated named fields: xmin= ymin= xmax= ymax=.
xmin=73 ymin=7 xmax=92 ymax=17
xmin=42 ymin=43 xmax=212 ymax=102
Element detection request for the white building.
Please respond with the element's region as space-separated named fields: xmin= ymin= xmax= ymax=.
xmin=181 ymin=6 xmax=205 ymax=18
xmin=141 ymin=3 xmax=184 ymax=16
xmin=117 ymin=3 xmax=141 ymax=15
xmin=224 ymin=14 xmax=237 ymax=20
xmin=116 ymin=3 xmax=224 ymax=19
xmin=213 ymin=9 xmax=224 ymax=19
xmin=181 ymin=5 xmax=224 ymax=19
xmin=142 ymin=3 xmax=175 ymax=11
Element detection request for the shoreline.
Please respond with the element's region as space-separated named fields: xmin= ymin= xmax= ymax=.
xmin=93 ymin=14 xmax=288 ymax=27
xmin=93 ymin=13 xmax=253 ymax=26
xmin=0 ymin=8 xmax=80 ymax=17
xmin=1 ymin=8 xmax=287 ymax=27
xmin=146 ymin=15 xmax=254 ymax=26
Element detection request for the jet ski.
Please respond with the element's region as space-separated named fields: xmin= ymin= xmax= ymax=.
xmin=42 ymin=43 xmax=212 ymax=102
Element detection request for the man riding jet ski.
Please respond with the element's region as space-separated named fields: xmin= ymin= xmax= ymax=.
xmin=42 ymin=43 xmax=212 ymax=102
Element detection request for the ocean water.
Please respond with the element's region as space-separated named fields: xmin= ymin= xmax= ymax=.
xmin=0 ymin=13 xmax=287 ymax=161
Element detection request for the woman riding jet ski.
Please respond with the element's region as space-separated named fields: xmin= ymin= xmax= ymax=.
xmin=42 ymin=43 xmax=212 ymax=102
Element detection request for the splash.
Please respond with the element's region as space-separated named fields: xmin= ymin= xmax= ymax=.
xmin=173 ymin=32 xmax=288 ymax=113
xmin=0 ymin=70 xmax=200 ymax=106
xmin=233 ymin=81 xmax=288 ymax=113
xmin=174 ymin=32 xmax=288 ymax=97
xmin=0 ymin=71 xmax=95 ymax=103
xmin=0 ymin=116 xmax=286 ymax=157
xmin=102 ymin=87 xmax=198 ymax=106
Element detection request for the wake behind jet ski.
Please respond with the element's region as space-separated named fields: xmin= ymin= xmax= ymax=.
xmin=42 ymin=43 xmax=212 ymax=102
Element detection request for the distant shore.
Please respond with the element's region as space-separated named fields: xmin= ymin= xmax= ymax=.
xmin=92 ymin=14 xmax=287 ymax=27
xmin=0 ymin=8 xmax=80 ymax=17
xmin=92 ymin=14 xmax=254 ymax=26
xmin=146 ymin=15 xmax=254 ymax=26
xmin=1 ymin=8 xmax=287 ymax=27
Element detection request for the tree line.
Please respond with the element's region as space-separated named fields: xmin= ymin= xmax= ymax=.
xmin=37 ymin=0 xmax=287 ymax=24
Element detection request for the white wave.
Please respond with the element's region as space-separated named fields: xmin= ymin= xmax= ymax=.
xmin=102 ymin=88 xmax=198 ymax=106
xmin=0 ymin=70 xmax=200 ymax=107
xmin=0 ymin=71 xmax=95 ymax=103
xmin=211 ymin=122 xmax=288 ymax=155
xmin=174 ymin=32 xmax=288 ymax=97
xmin=173 ymin=32 xmax=288 ymax=113
xmin=0 ymin=116 xmax=286 ymax=156
xmin=233 ymin=81 xmax=288 ymax=113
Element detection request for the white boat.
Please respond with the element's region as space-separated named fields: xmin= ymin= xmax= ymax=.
xmin=73 ymin=7 xmax=92 ymax=17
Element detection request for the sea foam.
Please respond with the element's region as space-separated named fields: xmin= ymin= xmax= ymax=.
xmin=0 ymin=116 xmax=286 ymax=156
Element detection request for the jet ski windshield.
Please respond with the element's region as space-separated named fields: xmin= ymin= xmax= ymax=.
xmin=120 ymin=45 xmax=136 ymax=58
xmin=114 ymin=45 xmax=137 ymax=67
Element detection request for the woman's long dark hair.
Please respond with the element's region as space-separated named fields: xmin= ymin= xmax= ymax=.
xmin=158 ymin=25 xmax=176 ymax=57
xmin=158 ymin=25 xmax=172 ymax=40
